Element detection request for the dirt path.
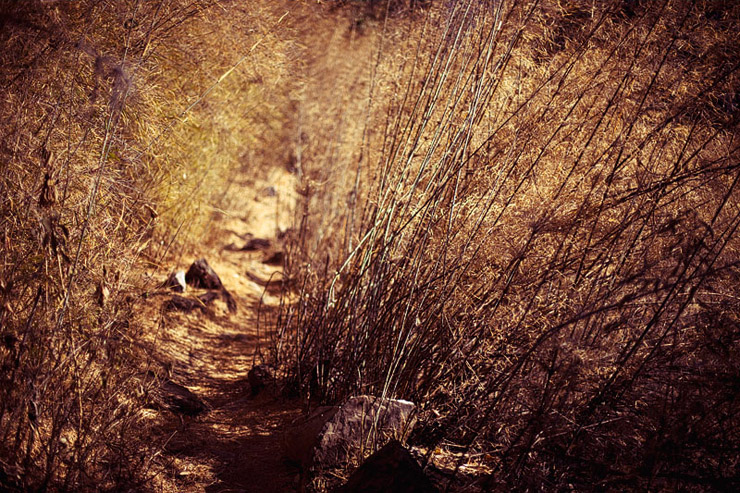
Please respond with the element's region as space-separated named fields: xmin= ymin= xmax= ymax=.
xmin=138 ymin=165 xmax=302 ymax=493
xmin=130 ymin=5 xmax=386 ymax=490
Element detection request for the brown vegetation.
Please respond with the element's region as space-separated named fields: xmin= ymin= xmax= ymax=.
xmin=0 ymin=0 xmax=296 ymax=489
xmin=273 ymin=0 xmax=740 ymax=490
xmin=1 ymin=0 xmax=739 ymax=491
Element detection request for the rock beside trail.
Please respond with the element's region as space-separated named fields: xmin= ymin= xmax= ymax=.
xmin=335 ymin=440 xmax=438 ymax=493
xmin=164 ymin=270 xmax=187 ymax=292
xmin=247 ymin=364 xmax=274 ymax=395
xmin=314 ymin=396 xmax=416 ymax=469
xmin=185 ymin=258 xmax=224 ymax=290
xmin=284 ymin=395 xmax=416 ymax=472
xmin=182 ymin=259 xmax=237 ymax=313
xmin=150 ymin=376 xmax=208 ymax=416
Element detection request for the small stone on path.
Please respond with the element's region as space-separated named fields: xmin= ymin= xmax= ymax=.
xmin=150 ymin=374 xmax=209 ymax=416
xmin=241 ymin=238 xmax=272 ymax=251
xmin=186 ymin=258 xmax=224 ymax=290
xmin=164 ymin=270 xmax=187 ymax=292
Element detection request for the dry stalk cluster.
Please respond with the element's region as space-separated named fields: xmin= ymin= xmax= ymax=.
xmin=274 ymin=0 xmax=740 ymax=490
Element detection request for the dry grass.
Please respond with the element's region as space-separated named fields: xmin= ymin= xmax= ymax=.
xmin=273 ymin=0 xmax=740 ymax=490
xmin=2 ymin=0 xmax=739 ymax=490
xmin=0 ymin=0 xmax=297 ymax=489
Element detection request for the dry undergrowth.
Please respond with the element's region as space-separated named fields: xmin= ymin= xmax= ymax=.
xmin=0 ymin=0 xmax=298 ymax=490
xmin=2 ymin=0 xmax=739 ymax=491
xmin=274 ymin=0 xmax=740 ymax=491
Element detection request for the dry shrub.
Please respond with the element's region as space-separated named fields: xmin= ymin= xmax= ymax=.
xmin=0 ymin=0 xmax=294 ymax=489
xmin=274 ymin=0 xmax=740 ymax=490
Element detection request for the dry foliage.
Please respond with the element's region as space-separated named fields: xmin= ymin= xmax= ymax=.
xmin=2 ymin=0 xmax=739 ymax=490
xmin=274 ymin=0 xmax=740 ymax=490
xmin=0 ymin=0 xmax=295 ymax=489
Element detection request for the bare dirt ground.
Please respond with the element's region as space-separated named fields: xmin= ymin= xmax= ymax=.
xmin=137 ymin=165 xmax=302 ymax=493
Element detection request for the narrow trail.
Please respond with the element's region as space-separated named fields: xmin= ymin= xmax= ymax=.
xmin=131 ymin=5 xmax=385 ymax=490
xmin=138 ymin=166 xmax=302 ymax=493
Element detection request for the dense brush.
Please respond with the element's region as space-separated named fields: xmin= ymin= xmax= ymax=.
xmin=274 ymin=0 xmax=740 ymax=490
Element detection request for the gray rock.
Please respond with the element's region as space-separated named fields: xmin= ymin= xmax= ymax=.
xmin=315 ymin=396 xmax=416 ymax=469
xmin=283 ymin=395 xmax=416 ymax=472
xmin=335 ymin=440 xmax=438 ymax=493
